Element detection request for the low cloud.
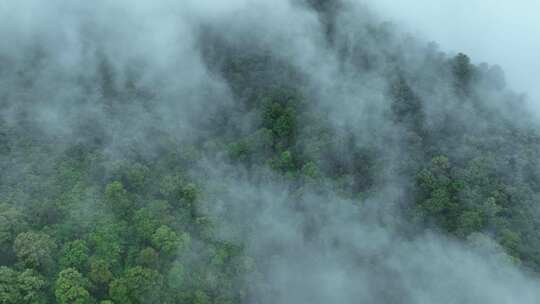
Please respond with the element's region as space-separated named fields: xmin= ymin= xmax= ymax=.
xmin=368 ymin=0 xmax=540 ymax=109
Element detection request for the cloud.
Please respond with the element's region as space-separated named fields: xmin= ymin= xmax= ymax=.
xmin=2 ymin=1 xmax=540 ymax=303
xmin=205 ymin=171 xmax=540 ymax=304
xmin=366 ymin=0 xmax=540 ymax=109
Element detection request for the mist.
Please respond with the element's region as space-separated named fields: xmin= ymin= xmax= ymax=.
xmin=1 ymin=1 xmax=540 ymax=303
xmin=368 ymin=0 xmax=540 ymax=109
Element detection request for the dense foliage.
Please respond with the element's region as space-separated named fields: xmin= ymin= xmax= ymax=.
xmin=1 ymin=0 xmax=540 ymax=303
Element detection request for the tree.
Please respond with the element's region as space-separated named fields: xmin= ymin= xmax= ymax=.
xmin=88 ymin=257 xmax=113 ymax=298
xmin=262 ymin=101 xmax=297 ymax=149
xmin=123 ymin=163 xmax=149 ymax=192
xmin=416 ymin=156 xmax=463 ymax=232
xmin=13 ymin=232 xmax=56 ymax=270
xmin=452 ymin=53 xmax=474 ymax=96
xmin=151 ymin=226 xmax=190 ymax=257
xmin=301 ymin=161 xmax=322 ymax=185
xmin=88 ymin=223 xmax=125 ymax=269
xmin=167 ymin=261 xmax=187 ymax=291
xmin=0 ymin=267 xmax=20 ymax=304
xmin=0 ymin=267 xmax=47 ymax=304
xmin=456 ymin=210 xmax=485 ymax=237
xmin=89 ymin=257 xmax=113 ymax=286
xmin=158 ymin=174 xmax=186 ymax=201
xmin=109 ymin=267 xmax=163 ymax=304
xmin=0 ymin=204 xmax=28 ymax=261
xmin=390 ymin=75 xmax=425 ymax=135
xmin=60 ymin=240 xmax=89 ymax=271
xmin=133 ymin=209 xmax=162 ymax=243
xmin=16 ymin=269 xmax=47 ymax=304
xmin=135 ymin=247 xmax=159 ymax=269
xmin=269 ymin=150 xmax=295 ymax=172
xmin=498 ymin=229 xmax=521 ymax=254
xmin=193 ymin=290 xmax=211 ymax=304
xmin=105 ymin=181 xmax=131 ymax=218
xmin=133 ymin=200 xmax=174 ymax=242
xmin=54 ymin=268 xmax=93 ymax=304
xmin=98 ymin=55 xmax=117 ymax=102
xmin=108 ymin=278 xmax=131 ymax=304
xmin=180 ymin=183 xmax=199 ymax=206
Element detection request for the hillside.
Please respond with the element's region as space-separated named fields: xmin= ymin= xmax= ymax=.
xmin=1 ymin=1 xmax=540 ymax=303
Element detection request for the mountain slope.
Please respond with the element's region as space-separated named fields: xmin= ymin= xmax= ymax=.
xmin=1 ymin=1 xmax=540 ymax=303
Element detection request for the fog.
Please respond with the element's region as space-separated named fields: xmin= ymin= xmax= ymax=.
xmin=368 ymin=0 xmax=540 ymax=109
xmin=1 ymin=1 xmax=540 ymax=303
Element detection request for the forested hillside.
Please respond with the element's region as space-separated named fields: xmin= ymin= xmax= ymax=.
xmin=1 ymin=0 xmax=540 ymax=303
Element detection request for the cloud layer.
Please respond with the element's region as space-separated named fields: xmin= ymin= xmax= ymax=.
xmin=368 ymin=0 xmax=540 ymax=108
xmin=1 ymin=1 xmax=540 ymax=303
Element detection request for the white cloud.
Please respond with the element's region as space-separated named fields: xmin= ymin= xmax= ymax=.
xmin=367 ymin=0 xmax=540 ymax=107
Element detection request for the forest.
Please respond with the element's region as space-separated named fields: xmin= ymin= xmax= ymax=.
xmin=1 ymin=0 xmax=540 ymax=303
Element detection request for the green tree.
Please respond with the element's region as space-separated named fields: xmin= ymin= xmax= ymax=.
xmin=133 ymin=200 xmax=173 ymax=242
xmin=123 ymin=163 xmax=149 ymax=192
xmin=135 ymin=247 xmax=159 ymax=268
xmin=167 ymin=261 xmax=187 ymax=291
xmin=16 ymin=269 xmax=47 ymax=304
xmin=158 ymin=174 xmax=185 ymax=201
xmin=88 ymin=223 xmax=125 ymax=269
xmin=180 ymin=183 xmax=199 ymax=207
xmin=13 ymin=232 xmax=56 ymax=270
xmin=262 ymin=101 xmax=297 ymax=148
xmin=89 ymin=258 xmax=113 ymax=286
xmin=390 ymin=76 xmax=425 ymax=135
xmin=105 ymin=181 xmax=131 ymax=218
xmin=498 ymin=229 xmax=521 ymax=254
xmin=457 ymin=210 xmax=485 ymax=237
xmin=151 ymin=226 xmax=190 ymax=257
xmin=0 ymin=267 xmax=21 ymax=304
xmin=269 ymin=150 xmax=295 ymax=172
xmin=54 ymin=268 xmax=93 ymax=304
xmin=60 ymin=240 xmax=90 ymax=271
xmin=0 ymin=267 xmax=47 ymax=304
xmin=193 ymin=290 xmax=211 ymax=304
xmin=452 ymin=53 xmax=474 ymax=95
xmin=109 ymin=267 xmax=163 ymax=304
xmin=416 ymin=156 xmax=463 ymax=231
xmin=0 ymin=204 xmax=28 ymax=261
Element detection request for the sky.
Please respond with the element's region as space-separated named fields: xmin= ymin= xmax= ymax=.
xmin=368 ymin=0 xmax=540 ymax=109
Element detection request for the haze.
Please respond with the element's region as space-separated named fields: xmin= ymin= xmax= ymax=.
xmin=369 ymin=0 xmax=540 ymax=108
